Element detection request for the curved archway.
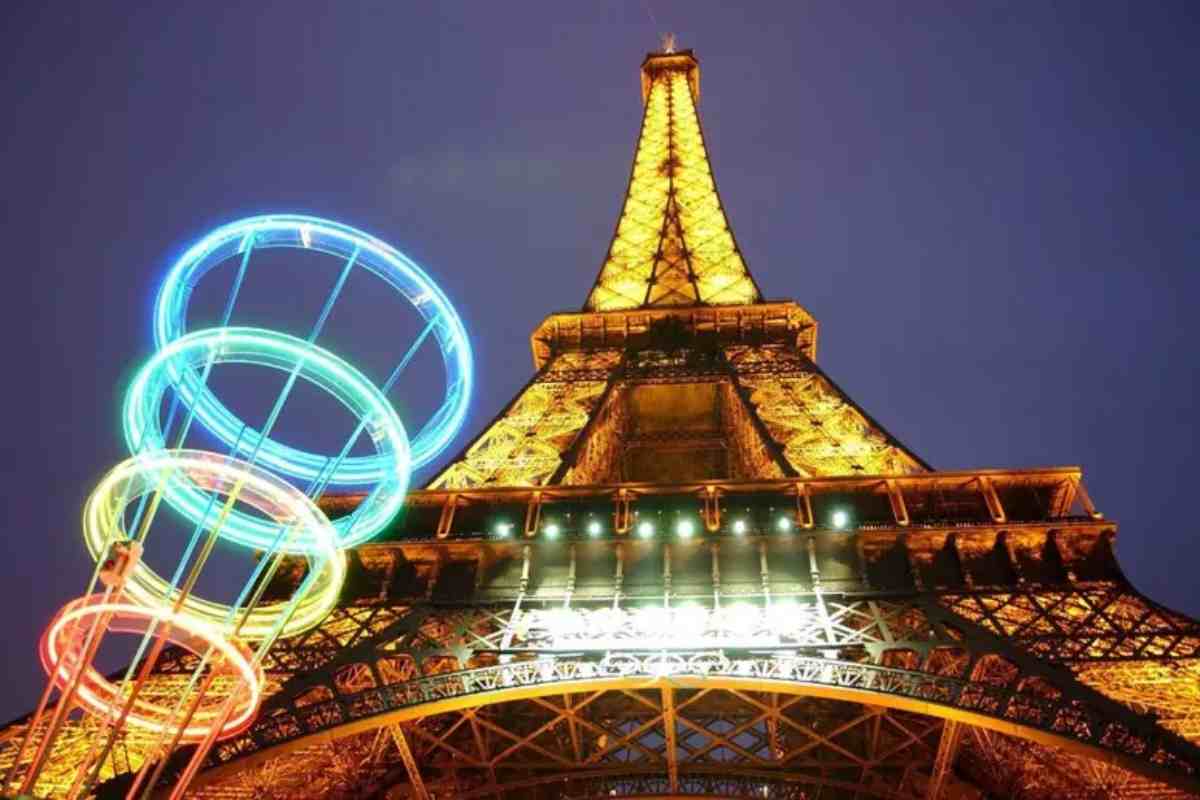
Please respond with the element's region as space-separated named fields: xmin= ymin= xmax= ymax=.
xmin=193 ymin=654 xmax=1200 ymax=794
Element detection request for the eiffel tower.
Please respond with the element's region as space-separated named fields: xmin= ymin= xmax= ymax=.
xmin=9 ymin=44 xmax=1200 ymax=800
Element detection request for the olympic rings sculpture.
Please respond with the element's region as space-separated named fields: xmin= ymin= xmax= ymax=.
xmin=31 ymin=214 xmax=471 ymax=769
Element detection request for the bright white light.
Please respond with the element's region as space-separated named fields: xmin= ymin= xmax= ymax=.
xmin=593 ymin=608 xmax=624 ymax=634
xmin=676 ymin=519 xmax=695 ymax=539
xmin=766 ymin=600 xmax=801 ymax=632
xmin=831 ymin=509 xmax=849 ymax=529
xmin=634 ymin=607 xmax=671 ymax=635
xmin=732 ymin=519 xmax=747 ymax=535
xmin=673 ymin=604 xmax=708 ymax=636
xmin=776 ymin=516 xmax=793 ymax=532
xmin=544 ymin=523 xmax=560 ymax=538
xmin=519 ymin=601 xmax=826 ymax=651
xmin=587 ymin=520 xmax=602 ymax=537
xmin=299 ymin=224 xmax=312 ymax=248
xmin=541 ymin=608 xmax=582 ymax=636
xmin=717 ymin=602 xmax=760 ymax=632
xmin=495 ymin=522 xmax=513 ymax=538
xmin=637 ymin=520 xmax=654 ymax=538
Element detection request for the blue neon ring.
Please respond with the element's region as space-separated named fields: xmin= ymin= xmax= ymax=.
xmin=124 ymin=327 xmax=411 ymax=549
xmin=154 ymin=214 xmax=472 ymax=473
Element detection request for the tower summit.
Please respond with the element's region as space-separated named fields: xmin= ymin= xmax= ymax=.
xmin=9 ymin=44 xmax=1200 ymax=800
xmin=586 ymin=48 xmax=761 ymax=310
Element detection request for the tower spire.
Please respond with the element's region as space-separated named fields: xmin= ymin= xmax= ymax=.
xmin=584 ymin=47 xmax=762 ymax=311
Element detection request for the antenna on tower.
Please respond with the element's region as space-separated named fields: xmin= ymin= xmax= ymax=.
xmin=661 ymin=32 xmax=676 ymax=54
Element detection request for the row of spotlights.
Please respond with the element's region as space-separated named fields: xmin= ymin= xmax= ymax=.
xmin=494 ymin=520 xmax=606 ymax=538
xmin=494 ymin=510 xmax=851 ymax=539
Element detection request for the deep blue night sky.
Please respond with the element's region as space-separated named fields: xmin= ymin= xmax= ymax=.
xmin=2 ymin=2 xmax=1198 ymax=722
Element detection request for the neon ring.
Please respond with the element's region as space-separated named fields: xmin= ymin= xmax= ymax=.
xmin=39 ymin=595 xmax=263 ymax=742
xmin=154 ymin=214 xmax=472 ymax=473
xmin=24 ymin=214 xmax=472 ymax=764
xmin=124 ymin=327 xmax=411 ymax=549
xmin=82 ymin=450 xmax=344 ymax=639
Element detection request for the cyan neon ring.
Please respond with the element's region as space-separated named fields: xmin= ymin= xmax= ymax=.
xmin=82 ymin=450 xmax=345 ymax=639
xmin=124 ymin=327 xmax=411 ymax=549
xmin=154 ymin=214 xmax=472 ymax=472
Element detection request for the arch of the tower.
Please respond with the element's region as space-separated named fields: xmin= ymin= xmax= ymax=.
xmin=180 ymin=664 xmax=1199 ymax=800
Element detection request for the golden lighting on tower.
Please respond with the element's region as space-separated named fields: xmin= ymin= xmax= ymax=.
xmin=585 ymin=51 xmax=760 ymax=311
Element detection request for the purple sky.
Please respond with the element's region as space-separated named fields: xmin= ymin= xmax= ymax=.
xmin=2 ymin=2 xmax=1198 ymax=722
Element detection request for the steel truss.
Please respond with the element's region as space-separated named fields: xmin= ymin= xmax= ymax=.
xmin=68 ymin=580 xmax=1179 ymax=799
xmin=181 ymin=689 xmax=954 ymax=799
xmin=210 ymin=649 xmax=1194 ymax=773
xmin=427 ymin=340 xmax=929 ymax=491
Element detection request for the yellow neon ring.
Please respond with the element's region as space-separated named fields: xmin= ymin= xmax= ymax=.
xmin=82 ymin=451 xmax=344 ymax=640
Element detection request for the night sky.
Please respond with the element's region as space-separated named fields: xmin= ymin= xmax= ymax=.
xmin=2 ymin=2 xmax=1198 ymax=723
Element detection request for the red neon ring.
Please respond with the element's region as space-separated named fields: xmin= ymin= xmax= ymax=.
xmin=40 ymin=595 xmax=263 ymax=742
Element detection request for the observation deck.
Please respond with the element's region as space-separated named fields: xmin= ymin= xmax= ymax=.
xmin=313 ymin=466 xmax=1109 ymax=606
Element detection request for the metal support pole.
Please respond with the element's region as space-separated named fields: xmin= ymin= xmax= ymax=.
xmin=389 ymin=723 xmax=432 ymax=800
xmin=661 ymin=684 xmax=679 ymax=793
xmin=926 ymin=719 xmax=964 ymax=799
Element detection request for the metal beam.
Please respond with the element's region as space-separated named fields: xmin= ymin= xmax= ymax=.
xmin=564 ymin=694 xmax=583 ymax=763
xmin=388 ymin=724 xmax=431 ymax=800
xmin=926 ymin=719 xmax=965 ymax=800
xmin=661 ymin=685 xmax=679 ymax=793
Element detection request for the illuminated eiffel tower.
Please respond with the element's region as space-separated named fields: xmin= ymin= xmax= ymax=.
xmin=9 ymin=44 xmax=1200 ymax=800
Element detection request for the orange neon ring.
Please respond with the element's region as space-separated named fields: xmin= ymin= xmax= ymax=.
xmin=39 ymin=595 xmax=263 ymax=742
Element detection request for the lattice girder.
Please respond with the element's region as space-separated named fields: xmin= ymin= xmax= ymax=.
xmin=725 ymin=345 xmax=927 ymax=477
xmin=429 ymin=351 xmax=622 ymax=489
xmin=83 ymin=588 xmax=1195 ymax=799
xmin=943 ymin=588 xmax=1200 ymax=741
xmin=586 ymin=51 xmax=760 ymax=311
xmin=431 ymin=342 xmax=927 ymax=489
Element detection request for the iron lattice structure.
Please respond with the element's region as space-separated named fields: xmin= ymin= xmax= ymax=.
xmin=4 ymin=46 xmax=1200 ymax=800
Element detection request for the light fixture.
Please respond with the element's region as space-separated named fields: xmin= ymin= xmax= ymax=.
xmin=495 ymin=522 xmax=513 ymax=538
xmin=637 ymin=520 xmax=655 ymax=538
xmin=776 ymin=516 xmax=793 ymax=532
xmin=544 ymin=522 xmax=560 ymax=538
xmin=831 ymin=509 xmax=849 ymax=530
xmin=587 ymin=520 xmax=603 ymax=537
xmin=676 ymin=519 xmax=695 ymax=539
xmin=732 ymin=519 xmax=747 ymax=535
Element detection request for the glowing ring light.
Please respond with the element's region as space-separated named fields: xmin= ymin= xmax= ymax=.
xmin=40 ymin=595 xmax=263 ymax=741
xmin=154 ymin=214 xmax=472 ymax=473
xmin=124 ymin=327 xmax=411 ymax=549
xmin=21 ymin=214 xmax=472 ymax=783
xmin=82 ymin=451 xmax=344 ymax=639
